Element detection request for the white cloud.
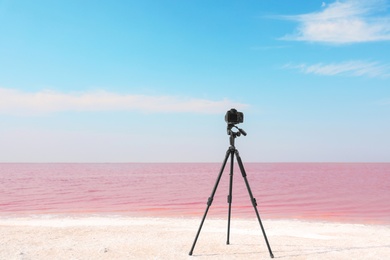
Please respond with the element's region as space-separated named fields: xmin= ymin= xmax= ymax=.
xmin=281 ymin=0 xmax=390 ymax=44
xmin=0 ymin=88 xmax=248 ymax=115
xmin=283 ymin=60 xmax=390 ymax=77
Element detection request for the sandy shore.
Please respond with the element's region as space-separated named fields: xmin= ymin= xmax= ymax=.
xmin=1 ymin=216 xmax=389 ymax=259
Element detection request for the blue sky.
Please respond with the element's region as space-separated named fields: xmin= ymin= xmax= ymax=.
xmin=1 ymin=0 xmax=389 ymax=162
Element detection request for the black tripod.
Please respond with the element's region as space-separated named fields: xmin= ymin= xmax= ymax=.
xmin=189 ymin=124 xmax=274 ymax=258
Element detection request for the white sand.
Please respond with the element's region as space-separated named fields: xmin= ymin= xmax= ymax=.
xmin=1 ymin=216 xmax=389 ymax=259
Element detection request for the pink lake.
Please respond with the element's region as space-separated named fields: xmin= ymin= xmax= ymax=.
xmin=0 ymin=163 xmax=389 ymax=224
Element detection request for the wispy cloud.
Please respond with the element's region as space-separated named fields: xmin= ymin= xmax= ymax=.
xmin=0 ymin=88 xmax=248 ymax=115
xmin=280 ymin=0 xmax=390 ymax=44
xmin=283 ymin=60 xmax=390 ymax=77
xmin=251 ymin=45 xmax=290 ymax=51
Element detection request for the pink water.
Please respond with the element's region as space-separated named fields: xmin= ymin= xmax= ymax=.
xmin=0 ymin=163 xmax=389 ymax=224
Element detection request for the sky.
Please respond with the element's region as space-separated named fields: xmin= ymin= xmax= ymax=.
xmin=1 ymin=0 xmax=389 ymax=162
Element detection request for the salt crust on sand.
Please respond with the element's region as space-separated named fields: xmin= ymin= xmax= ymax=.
xmin=1 ymin=216 xmax=389 ymax=259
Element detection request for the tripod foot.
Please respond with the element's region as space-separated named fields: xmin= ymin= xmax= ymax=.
xmin=270 ymin=253 xmax=274 ymax=258
xmin=189 ymin=251 xmax=193 ymax=256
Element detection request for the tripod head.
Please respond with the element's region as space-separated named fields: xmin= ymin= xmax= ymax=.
xmin=225 ymin=108 xmax=247 ymax=147
xmin=227 ymin=124 xmax=247 ymax=147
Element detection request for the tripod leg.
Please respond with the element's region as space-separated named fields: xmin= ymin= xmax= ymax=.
xmin=189 ymin=149 xmax=231 ymax=256
xmin=235 ymin=150 xmax=274 ymax=258
xmin=226 ymin=147 xmax=235 ymax=245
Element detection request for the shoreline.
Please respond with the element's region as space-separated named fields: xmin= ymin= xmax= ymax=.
xmin=1 ymin=216 xmax=389 ymax=259
xmin=1 ymin=211 xmax=388 ymax=226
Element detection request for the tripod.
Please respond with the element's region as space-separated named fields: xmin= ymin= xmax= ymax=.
xmin=189 ymin=124 xmax=274 ymax=258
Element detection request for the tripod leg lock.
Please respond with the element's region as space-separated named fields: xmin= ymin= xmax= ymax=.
xmin=251 ymin=198 xmax=258 ymax=207
xmin=227 ymin=195 xmax=232 ymax=203
xmin=207 ymin=197 xmax=213 ymax=206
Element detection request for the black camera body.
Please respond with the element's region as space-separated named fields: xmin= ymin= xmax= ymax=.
xmin=225 ymin=108 xmax=244 ymax=125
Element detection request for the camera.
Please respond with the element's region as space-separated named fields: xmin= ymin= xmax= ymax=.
xmin=225 ymin=108 xmax=244 ymax=125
